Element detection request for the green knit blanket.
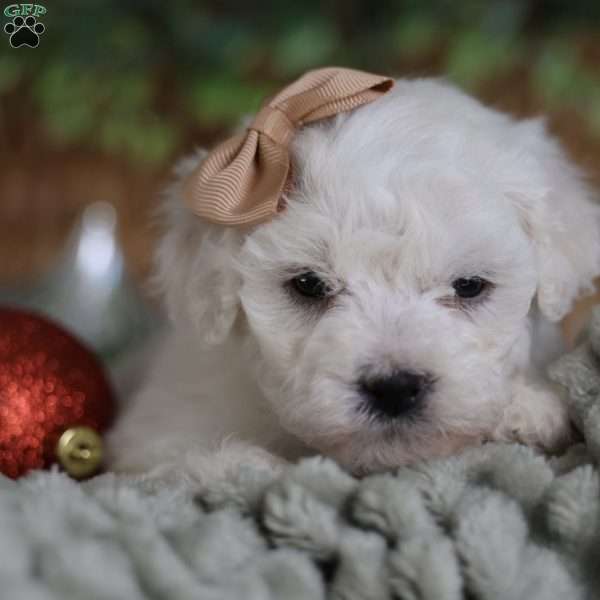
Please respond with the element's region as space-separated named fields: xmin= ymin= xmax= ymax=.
xmin=3 ymin=309 xmax=600 ymax=600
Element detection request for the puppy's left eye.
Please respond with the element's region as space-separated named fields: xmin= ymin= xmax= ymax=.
xmin=452 ymin=277 xmax=489 ymax=299
xmin=290 ymin=272 xmax=331 ymax=299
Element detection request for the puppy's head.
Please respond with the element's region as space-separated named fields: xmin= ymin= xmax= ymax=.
xmin=158 ymin=79 xmax=600 ymax=472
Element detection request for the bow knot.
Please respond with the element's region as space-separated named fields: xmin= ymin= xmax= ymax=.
xmin=250 ymin=105 xmax=296 ymax=148
xmin=184 ymin=67 xmax=394 ymax=226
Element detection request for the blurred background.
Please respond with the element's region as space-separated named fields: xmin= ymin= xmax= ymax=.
xmin=1 ymin=0 xmax=599 ymax=363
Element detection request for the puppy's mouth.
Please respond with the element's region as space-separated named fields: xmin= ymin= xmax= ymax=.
xmin=321 ymin=424 xmax=480 ymax=475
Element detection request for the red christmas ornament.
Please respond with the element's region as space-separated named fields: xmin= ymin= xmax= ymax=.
xmin=0 ymin=308 xmax=116 ymax=479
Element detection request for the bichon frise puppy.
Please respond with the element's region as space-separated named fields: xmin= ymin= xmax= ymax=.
xmin=107 ymin=71 xmax=600 ymax=486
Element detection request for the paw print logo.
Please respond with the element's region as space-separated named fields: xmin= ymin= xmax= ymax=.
xmin=4 ymin=15 xmax=45 ymax=48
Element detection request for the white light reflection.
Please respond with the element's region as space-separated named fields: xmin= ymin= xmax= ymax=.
xmin=75 ymin=202 xmax=121 ymax=281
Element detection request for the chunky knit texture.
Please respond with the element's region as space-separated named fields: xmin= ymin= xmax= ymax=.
xmin=3 ymin=308 xmax=600 ymax=599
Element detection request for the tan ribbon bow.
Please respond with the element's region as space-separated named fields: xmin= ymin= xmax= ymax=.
xmin=183 ymin=67 xmax=394 ymax=226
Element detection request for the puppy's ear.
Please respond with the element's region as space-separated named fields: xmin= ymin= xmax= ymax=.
xmin=511 ymin=119 xmax=600 ymax=322
xmin=154 ymin=151 xmax=243 ymax=344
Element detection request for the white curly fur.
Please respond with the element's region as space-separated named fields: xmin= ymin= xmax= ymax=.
xmin=107 ymin=78 xmax=600 ymax=483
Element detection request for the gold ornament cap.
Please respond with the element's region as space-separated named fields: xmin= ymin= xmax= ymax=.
xmin=56 ymin=426 xmax=104 ymax=479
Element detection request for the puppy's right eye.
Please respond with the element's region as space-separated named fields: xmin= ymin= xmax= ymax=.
xmin=290 ymin=272 xmax=331 ymax=299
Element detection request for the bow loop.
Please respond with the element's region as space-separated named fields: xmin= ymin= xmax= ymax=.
xmin=184 ymin=67 xmax=394 ymax=226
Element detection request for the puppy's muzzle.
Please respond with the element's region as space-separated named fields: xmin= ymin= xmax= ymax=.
xmin=359 ymin=370 xmax=433 ymax=419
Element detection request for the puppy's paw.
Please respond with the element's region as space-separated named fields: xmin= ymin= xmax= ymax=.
xmin=186 ymin=441 xmax=284 ymax=485
xmin=108 ymin=434 xmax=285 ymax=510
xmin=493 ymin=379 xmax=573 ymax=453
xmin=181 ymin=441 xmax=286 ymax=511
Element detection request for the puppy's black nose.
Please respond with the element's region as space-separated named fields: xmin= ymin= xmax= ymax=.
xmin=359 ymin=371 xmax=432 ymax=419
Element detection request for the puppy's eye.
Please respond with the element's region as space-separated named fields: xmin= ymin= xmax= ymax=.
xmin=452 ymin=277 xmax=489 ymax=299
xmin=290 ymin=272 xmax=331 ymax=299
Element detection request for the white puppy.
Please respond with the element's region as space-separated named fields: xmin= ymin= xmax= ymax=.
xmin=107 ymin=78 xmax=600 ymax=484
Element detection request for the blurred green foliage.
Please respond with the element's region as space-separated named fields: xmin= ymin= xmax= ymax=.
xmin=1 ymin=0 xmax=599 ymax=165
